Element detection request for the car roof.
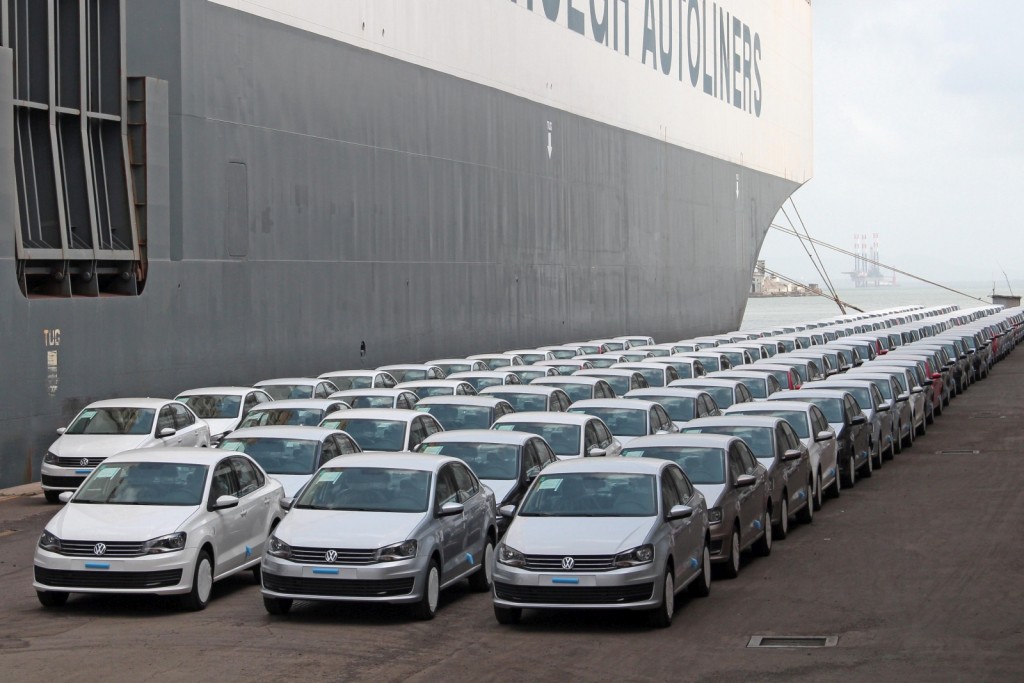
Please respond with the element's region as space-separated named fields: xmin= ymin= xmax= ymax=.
xmin=319 ymin=369 xmax=384 ymax=378
xmin=670 ymin=378 xmax=740 ymax=388
xmin=622 ymin=433 xmax=737 ymax=450
xmin=420 ymin=429 xmax=535 ymax=446
xmin=493 ymin=412 xmax=594 ymax=426
xmin=683 ymin=415 xmax=785 ymax=430
xmin=331 ymin=388 xmax=410 ymax=397
xmin=611 ymin=362 xmax=670 ymax=371
xmin=323 ymin=408 xmax=421 ymax=422
xmin=104 ymin=448 xmax=236 ymax=466
xmin=83 ymin=398 xmax=175 ymax=409
xmin=254 ymin=377 xmax=325 ymax=385
xmin=480 ymin=385 xmax=561 ymax=396
xmin=321 ymin=452 xmax=455 ymax=472
xmin=251 ymin=399 xmax=347 ymax=410
xmin=710 ymin=371 xmax=771 ymax=380
xmin=625 ymin=388 xmax=708 ymax=399
xmin=223 ymin=426 xmax=344 ymax=441
xmin=541 ymin=456 xmax=670 ymax=475
xmin=378 ymin=364 xmax=441 ymax=370
xmin=568 ymin=398 xmax=658 ymax=410
xmin=176 ymin=387 xmax=264 ymax=396
xmin=447 ymin=371 xmax=518 ymax=378
xmin=781 ymin=389 xmax=851 ymax=400
xmin=415 ymin=396 xmax=509 ymax=408
xmin=531 ymin=376 xmax=605 ymax=385
xmin=397 ymin=380 xmax=469 ymax=388
xmin=575 ymin=369 xmax=641 ymax=377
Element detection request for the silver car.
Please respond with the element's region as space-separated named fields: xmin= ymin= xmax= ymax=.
xmin=175 ymin=386 xmax=274 ymax=445
xmin=318 ymin=370 xmax=398 ymax=390
xmin=493 ymin=457 xmax=710 ymax=627
xmin=396 ymin=380 xmax=479 ymax=398
xmin=319 ymin=408 xmax=444 ymax=452
xmin=492 ymin=412 xmax=623 ymax=460
xmin=414 ymin=396 xmax=516 ymax=431
xmin=238 ymin=399 xmax=350 ymax=428
xmin=846 ymin=369 xmax=917 ymax=450
xmin=820 ymin=378 xmax=895 ymax=464
xmin=261 ymin=453 xmax=497 ymax=619
xmin=328 ymin=388 xmax=421 ymax=410
xmin=530 ymin=376 xmax=616 ymax=401
xmin=254 ymin=377 xmax=340 ymax=401
xmin=668 ymin=378 xmax=753 ymax=409
xmin=566 ymin=399 xmax=677 ymax=445
xmin=480 ymin=385 xmax=573 ymax=412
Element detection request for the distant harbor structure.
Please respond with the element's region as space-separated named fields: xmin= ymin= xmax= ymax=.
xmin=845 ymin=233 xmax=897 ymax=287
xmin=750 ymin=261 xmax=822 ymax=297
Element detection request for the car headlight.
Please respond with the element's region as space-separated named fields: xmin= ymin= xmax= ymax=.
xmin=497 ymin=544 xmax=525 ymax=568
xmin=266 ymin=535 xmax=292 ymax=559
xmin=376 ymin=540 xmax=417 ymax=562
xmin=43 ymin=451 xmax=59 ymax=465
xmin=614 ymin=544 xmax=654 ymax=568
xmin=708 ymin=507 xmax=723 ymax=524
xmin=39 ymin=530 xmax=62 ymax=553
xmin=143 ymin=532 xmax=187 ymax=554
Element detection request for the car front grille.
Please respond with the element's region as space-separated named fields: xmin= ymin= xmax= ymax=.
xmin=522 ymin=554 xmax=616 ymax=572
xmin=56 ymin=456 xmax=106 ymax=468
xmin=494 ymin=582 xmax=654 ymax=605
xmin=35 ymin=567 xmax=182 ymax=589
xmin=262 ymin=573 xmax=415 ymax=597
xmin=289 ymin=547 xmax=378 ymax=565
xmin=41 ymin=475 xmax=86 ymax=488
xmin=58 ymin=540 xmax=147 ymax=558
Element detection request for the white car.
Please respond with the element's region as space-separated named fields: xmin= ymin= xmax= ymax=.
xmin=566 ymin=399 xmax=678 ymax=446
xmin=33 ymin=448 xmax=284 ymax=610
xmin=492 ymin=412 xmax=623 ymax=460
xmin=175 ymin=386 xmax=274 ymax=445
xmin=41 ymin=399 xmax=211 ymax=503
xmin=254 ymin=377 xmax=340 ymax=401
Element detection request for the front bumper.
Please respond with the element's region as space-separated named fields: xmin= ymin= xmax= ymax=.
xmin=40 ymin=463 xmax=93 ymax=491
xmin=260 ymin=554 xmax=428 ymax=604
xmin=492 ymin=561 xmax=661 ymax=610
xmin=33 ymin=547 xmax=197 ymax=595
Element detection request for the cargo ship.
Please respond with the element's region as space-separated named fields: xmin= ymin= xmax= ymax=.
xmin=0 ymin=0 xmax=813 ymax=486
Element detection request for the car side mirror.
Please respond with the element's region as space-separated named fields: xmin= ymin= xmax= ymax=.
xmin=782 ymin=449 xmax=802 ymax=462
xmin=851 ymin=414 xmax=867 ymax=425
xmin=815 ymin=430 xmax=835 ymax=442
xmin=735 ymin=474 xmax=756 ymax=488
xmin=498 ymin=504 xmax=517 ymax=518
xmin=911 ymin=386 xmax=924 ymax=394
xmin=159 ymin=427 xmax=177 ymax=438
xmin=56 ymin=427 xmax=67 ymax=435
xmin=211 ymin=495 xmax=239 ymax=511
xmin=897 ymin=393 xmax=909 ymax=402
xmin=878 ymin=403 xmax=890 ymax=412
xmin=922 ymin=379 xmax=933 ymax=386
xmin=667 ymin=504 xmax=693 ymax=520
xmin=931 ymin=372 xmax=942 ymax=380
xmin=439 ymin=501 xmax=465 ymax=517
xmin=587 ymin=446 xmax=607 ymax=457
xmin=279 ymin=497 xmax=294 ymax=511
xmin=525 ymin=467 xmax=540 ymax=482
xmin=58 ymin=491 xmax=74 ymax=503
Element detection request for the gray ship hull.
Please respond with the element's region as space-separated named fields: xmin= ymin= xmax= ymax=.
xmin=0 ymin=0 xmax=801 ymax=486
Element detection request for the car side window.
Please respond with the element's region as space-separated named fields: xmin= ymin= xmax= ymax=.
xmin=408 ymin=419 xmax=428 ymax=450
xmin=845 ymin=396 xmax=859 ymax=421
xmin=157 ymin=406 xmax=176 ymax=433
xmin=451 ymin=463 xmax=479 ymax=501
xmin=584 ymin=422 xmax=600 ymax=452
xmin=596 ymin=421 xmax=613 ymax=447
xmin=739 ymin=385 xmax=753 ymax=403
xmin=737 ymin=443 xmax=759 ymax=473
xmin=668 ymin=466 xmax=694 ymax=500
xmin=456 ymin=383 xmax=469 ymax=395
xmin=535 ymin=439 xmax=558 ymax=465
xmin=654 ymin=405 xmax=671 ymax=431
xmin=313 ymin=383 xmax=329 ymax=399
xmin=319 ymin=438 xmax=339 ymax=467
xmin=665 ymin=366 xmax=679 ymax=382
xmin=335 ymin=435 xmax=359 ymax=455
xmin=727 ymin=450 xmax=744 ymax=483
xmin=243 ymin=392 xmax=259 ymax=415
xmin=230 ymin=457 xmax=260 ymax=497
xmin=434 ymin=466 xmax=458 ymax=509
xmin=169 ymin=403 xmax=194 ymax=429
xmin=210 ymin=460 xmax=238 ymax=501
xmin=396 ymin=393 xmax=409 ymax=410
xmin=661 ymin=472 xmax=682 ymax=511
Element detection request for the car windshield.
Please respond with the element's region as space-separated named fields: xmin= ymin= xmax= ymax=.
xmin=418 ymin=442 xmax=519 ymax=480
xmin=622 ymin=446 xmax=726 ymax=484
xmin=484 ymin=359 xmax=510 ymax=370
xmin=567 ymin=407 xmax=646 ymax=436
xmin=548 ymin=383 xmax=593 ymax=402
xmin=803 ymin=398 xmax=844 ymax=423
xmin=295 ymin=467 xmax=430 ymax=512
xmin=789 ymin=365 xmax=809 ymax=382
xmin=720 ymin=351 xmax=745 ymax=367
xmin=330 ymin=376 xmax=372 ymax=390
xmin=73 ymin=462 xmax=207 ymax=506
xmin=639 ymin=396 xmax=694 ymax=422
xmin=681 ymin=426 xmax=773 ymax=458
xmin=66 ymin=407 xmax=156 ymax=435
xmin=665 ymin=362 xmax=693 ymax=379
xmin=692 ymin=386 xmax=732 ymax=408
xmin=594 ymin=376 xmax=630 ymax=395
xmin=468 ymin=377 xmax=505 ymax=390
xmin=519 ymin=473 xmax=657 ymax=517
xmin=439 ymin=363 xmax=473 ymax=374
xmin=260 ymin=384 xmax=313 ymax=400
xmin=415 ymin=405 xmax=493 ymax=430
xmin=864 ymin=379 xmax=892 ymax=400
xmin=632 ymin=368 xmax=664 ymax=386
xmin=495 ymin=422 xmax=580 ymax=456
xmin=519 ymin=353 xmax=546 ymax=364
xmin=175 ymin=394 xmax=242 ymax=419
xmin=346 ymin=395 xmax=396 ymax=409
xmin=319 ymin=418 xmax=406 ymax=451
xmin=697 ymin=358 xmax=721 ymax=372
xmin=512 ymin=369 xmax=549 ymax=382
xmin=411 ymin=385 xmax=454 ymax=397
xmin=739 ymin=410 xmax=810 ymax=438
xmin=550 ymin=349 xmax=577 ymax=359
xmin=588 ymin=358 xmax=618 ymax=368
xmin=238 ymin=408 xmax=324 ymax=428
xmin=832 ymin=387 xmax=872 ymax=410
xmin=220 ymin=438 xmax=319 ymax=475
xmin=390 ymin=369 xmax=428 ymax=382
xmin=732 ymin=377 xmax=767 ymax=398
xmin=489 ymin=392 xmax=548 ymax=412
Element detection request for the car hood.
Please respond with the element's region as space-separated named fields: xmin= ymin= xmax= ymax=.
xmin=204 ymin=418 xmax=238 ymax=438
xmin=693 ymin=483 xmax=727 ymax=508
xmin=503 ymin=516 xmax=652 ymax=555
xmin=48 ymin=504 xmax=198 ymax=541
xmin=615 ymin=435 xmax=646 ymax=447
xmin=276 ymin=509 xmax=424 ymax=548
xmin=271 ymin=474 xmax=313 ymax=498
xmin=482 ymin=480 xmax=517 ymax=505
xmin=50 ymin=434 xmax=150 ymax=457
xmin=755 ymin=457 xmax=777 ymax=474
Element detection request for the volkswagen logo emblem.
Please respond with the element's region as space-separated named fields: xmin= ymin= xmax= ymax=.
xmin=80 ymin=458 xmax=90 ymax=467
xmin=324 ymin=549 xmax=338 ymax=563
xmin=561 ymin=556 xmax=575 ymax=570
xmin=93 ymin=543 xmax=106 ymax=556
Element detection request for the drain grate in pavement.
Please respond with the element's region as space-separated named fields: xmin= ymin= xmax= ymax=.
xmin=935 ymin=449 xmax=980 ymax=455
xmin=747 ymin=636 xmax=838 ymax=648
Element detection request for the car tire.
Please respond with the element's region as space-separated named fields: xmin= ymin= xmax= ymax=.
xmin=251 ymin=564 xmax=262 ymax=584
xmin=872 ymin=439 xmax=884 ymax=469
xmin=43 ymin=490 xmax=61 ymax=504
xmin=411 ymin=559 xmax=441 ymax=621
xmin=893 ymin=425 xmax=902 ymax=455
xmin=797 ymin=481 xmax=814 ymax=524
xmin=773 ymin=497 xmax=789 ymax=540
xmin=843 ymin=453 xmax=857 ymax=489
xmin=688 ymin=542 xmax=712 ymax=598
xmin=180 ymin=550 xmax=214 ymax=612
xmin=812 ymin=472 xmax=823 ymax=510
xmin=753 ymin=510 xmax=772 ymax=557
xmin=37 ymin=590 xmax=69 ymax=608
xmin=647 ymin=567 xmax=675 ymax=628
xmin=828 ymin=465 xmax=841 ymax=499
xmin=861 ymin=447 xmax=873 ymax=478
xmin=494 ymin=604 xmax=522 ymax=625
xmin=263 ymin=596 xmax=292 ymax=615
xmin=722 ymin=527 xmax=741 ymax=579
xmin=467 ymin=538 xmax=494 ymax=593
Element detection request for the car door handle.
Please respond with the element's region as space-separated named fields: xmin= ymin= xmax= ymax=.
xmin=240 ymin=509 xmax=248 ymax=517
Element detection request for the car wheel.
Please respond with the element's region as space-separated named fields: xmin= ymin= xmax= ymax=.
xmin=467 ymin=538 xmax=494 ymax=593
xmin=37 ymin=590 xmax=69 ymax=608
xmin=753 ymin=510 xmax=772 ymax=557
xmin=773 ymin=497 xmax=789 ymax=540
xmin=43 ymin=490 xmax=61 ymax=504
xmin=797 ymin=481 xmax=814 ymax=524
xmin=411 ymin=559 xmax=441 ymax=621
xmin=180 ymin=550 xmax=213 ymax=612
xmin=494 ymin=604 xmax=522 ymax=625
xmin=722 ymin=527 xmax=741 ymax=579
xmin=828 ymin=465 xmax=841 ymax=498
xmin=812 ymin=472 xmax=823 ymax=510
xmin=844 ymin=453 xmax=857 ymax=488
xmin=872 ymin=439 xmax=884 ymax=469
xmin=894 ymin=425 xmax=902 ymax=455
xmin=263 ymin=596 xmax=292 ymax=615
xmin=648 ymin=567 xmax=675 ymax=628
xmin=861 ymin=447 xmax=873 ymax=478
xmin=251 ymin=564 xmax=262 ymax=584
xmin=688 ymin=542 xmax=711 ymax=598
xmin=926 ymin=407 xmax=935 ymax=425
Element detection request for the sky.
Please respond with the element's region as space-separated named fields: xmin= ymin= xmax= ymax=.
xmin=756 ymin=1 xmax=1023 ymax=288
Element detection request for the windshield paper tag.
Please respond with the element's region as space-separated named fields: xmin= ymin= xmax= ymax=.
xmin=318 ymin=471 xmax=341 ymax=483
xmin=421 ymin=446 xmax=443 ymax=454
xmin=95 ymin=467 xmax=119 ymax=478
xmin=621 ymin=450 xmax=643 ymax=458
xmin=537 ymin=478 xmax=562 ymax=491
xmin=495 ymin=425 xmax=516 ymax=431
